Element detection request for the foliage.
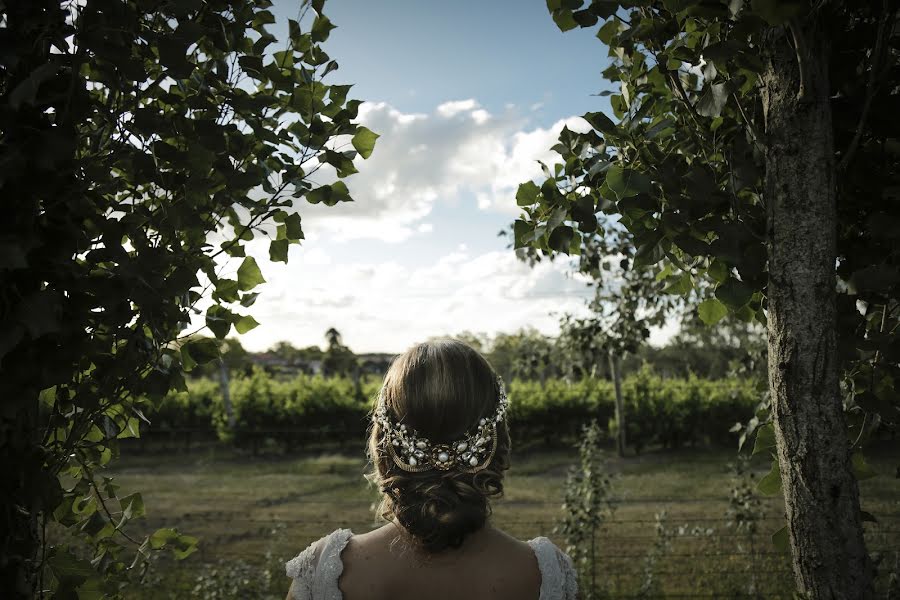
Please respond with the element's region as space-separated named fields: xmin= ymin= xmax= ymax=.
xmin=0 ymin=0 xmax=376 ymax=597
xmin=557 ymin=420 xmax=616 ymax=600
xmin=636 ymin=510 xmax=674 ymax=599
xmin=723 ymin=453 xmax=767 ymax=598
xmin=184 ymin=337 xmax=252 ymax=378
xmin=454 ymin=318 xmax=766 ymax=384
xmin=143 ymin=368 xmax=770 ymax=453
xmin=635 ymin=303 xmax=768 ymax=380
xmin=270 ymin=340 xmax=324 ymax=365
xmin=515 ymin=1 xmax=898 ymax=593
xmin=517 ymin=0 xmax=900 ymax=450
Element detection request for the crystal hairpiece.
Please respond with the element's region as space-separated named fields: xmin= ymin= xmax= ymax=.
xmin=373 ymin=376 xmax=510 ymax=473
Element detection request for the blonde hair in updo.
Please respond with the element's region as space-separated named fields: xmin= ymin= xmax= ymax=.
xmin=365 ymin=338 xmax=511 ymax=554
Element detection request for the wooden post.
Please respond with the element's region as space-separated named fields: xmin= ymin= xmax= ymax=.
xmin=608 ymin=350 xmax=625 ymax=457
xmin=218 ymin=357 xmax=235 ymax=430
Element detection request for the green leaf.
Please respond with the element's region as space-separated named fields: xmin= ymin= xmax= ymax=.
xmin=240 ymin=292 xmax=261 ymax=308
xmin=149 ymin=528 xmax=198 ymax=559
xmin=662 ymin=272 xmax=693 ymax=295
xmin=182 ymin=338 xmax=220 ymax=367
xmin=584 ymin=111 xmax=618 ymax=136
xmin=513 ymin=219 xmax=531 ymax=249
xmin=49 ymin=549 xmax=94 ymax=584
xmin=214 ymin=278 xmax=240 ymax=303
xmin=708 ymin=259 xmax=728 ymax=283
xmin=552 ymin=9 xmax=579 ymax=31
xmin=269 ymin=239 xmax=289 ymax=263
xmin=715 ymin=277 xmax=753 ymax=308
xmin=119 ymin=493 xmax=145 ymax=520
xmin=351 ymin=126 xmax=379 ymax=159
xmin=696 ymin=82 xmax=730 ymax=118
xmin=548 ymin=206 xmax=568 ymax=231
xmin=234 ymin=314 xmax=260 ymax=334
xmin=237 ymin=257 xmax=266 ymax=291
xmin=115 ymin=416 xmax=141 ymax=439
xmin=751 ymin=422 xmax=776 ymax=456
xmin=596 ymin=19 xmax=620 ymax=44
xmin=772 ymin=525 xmax=790 ymax=553
xmin=311 ymin=15 xmax=336 ymax=42
xmin=606 ymin=165 xmax=652 ymax=199
xmin=697 ymin=298 xmax=728 ymax=325
xmin=321 ymin=149 xmax=358 ymax=178
xmin=851 ymin=452 xmax=878 ymax=480
xmin=548 ymin=225 xmax=575 ymax=253
xmin=8 ymin=62 xmax=59 ymax=109
xmin=306 ymin=182 xmax=352 ymax=206
xmin=516 ymin=181 xmax=541 ymax=206
xmin=750 ymin=0 xmax=806 ymax=25
xmin=150 ymin=528 xmax=179 ymax=549
xmin=757 ymin=459 xmax=782 ymax=495
xmin=206 ymin=305 xmax=233 ymax=339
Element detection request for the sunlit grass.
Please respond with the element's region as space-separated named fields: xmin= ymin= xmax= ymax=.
xmin=108 ymin=439 xmax=898 ymax=599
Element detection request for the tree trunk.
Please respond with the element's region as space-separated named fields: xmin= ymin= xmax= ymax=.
xmin=761 ymin=17 xmax=874 ymax=598
xmin=608 ymin=350 xmax=625 ymax=457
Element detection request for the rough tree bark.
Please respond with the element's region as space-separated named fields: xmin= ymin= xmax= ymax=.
xmin=761 ymin=16 xmax=875 ymax=599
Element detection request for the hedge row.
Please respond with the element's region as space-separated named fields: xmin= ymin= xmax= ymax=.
xmin=147 ymin=367 xmax=764 ymax=452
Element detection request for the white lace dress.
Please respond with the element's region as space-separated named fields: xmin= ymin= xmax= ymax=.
xmin=285 ymin=528 xmax=578 ymax=600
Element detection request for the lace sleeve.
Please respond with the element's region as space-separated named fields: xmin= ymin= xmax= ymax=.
xmin=285 ymin=529 xmax=354 ymax=600
xmin=554 ymin=544 xmax=579 ymax=600
xmin=285 ymin=536 xmax=325 ymax=600
xmin=529 ymin=537 xmax=579 ymax=600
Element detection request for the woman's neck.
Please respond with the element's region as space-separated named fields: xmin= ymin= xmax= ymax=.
xmin=382 ymin=520 xmax=497 ymax=564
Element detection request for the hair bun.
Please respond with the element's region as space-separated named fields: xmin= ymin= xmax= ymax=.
xmin=394 ymin=472 xmax=491 ymax=553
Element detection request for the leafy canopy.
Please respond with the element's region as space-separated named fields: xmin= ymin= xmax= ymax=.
xmin=513 ymin=0 xmax=898 ymax=513
xmin=0 ymin=0 xmax=376 ymax=597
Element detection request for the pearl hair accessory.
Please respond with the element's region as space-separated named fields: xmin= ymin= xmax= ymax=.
xmin=373 ymin=375 xmax=510 ymax=473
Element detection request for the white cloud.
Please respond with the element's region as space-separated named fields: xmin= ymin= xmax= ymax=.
xmin=436 ymin=99 xmax=479 ymax=117
xmin=191 ymin=98 xmax=630 ymax=353
xmin=296 ymin=98 xmax=590 ymax=243
xmin=230 ymin=245 xmax=594 ymax=353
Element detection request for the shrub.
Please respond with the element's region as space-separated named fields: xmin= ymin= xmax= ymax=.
xmin=143 ymin=368 xmax=764 ymax=451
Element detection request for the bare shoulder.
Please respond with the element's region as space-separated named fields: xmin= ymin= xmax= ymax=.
xmin=337 ymin=524 xmax=397 ymax=597
xmin=486 ymin=526 xmax=543 ymax=593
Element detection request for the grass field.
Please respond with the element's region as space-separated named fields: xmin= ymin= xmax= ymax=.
xmin=105 ymin=439 xmax=899 ymax=599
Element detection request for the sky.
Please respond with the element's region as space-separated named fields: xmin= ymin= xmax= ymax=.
xmin=218 ymin=0 xmax=679 ymax=354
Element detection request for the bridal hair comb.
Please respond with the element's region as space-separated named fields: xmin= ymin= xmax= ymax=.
xmin=373 ymin=376 xmax=510 ymax=473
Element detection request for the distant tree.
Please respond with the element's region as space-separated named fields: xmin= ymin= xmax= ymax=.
xmin=449 ymin=331 xmax=489 ymax=354
xmin=325 ymin=326 xmax=343 ymax=349
xmin=298 ymin=344 xmax=325 ymax=362
xmin=0 ymin=0 xmax=376 ymax=596
xmin=636 ymin=305 xmax=767 ymax=380
xmin=271 ymin=340 xmax=303 ymax=365
xmin=473 ymin=328 xmax=559 ymax=383
xmin=322 ymin=327 xmax=356 ymax=377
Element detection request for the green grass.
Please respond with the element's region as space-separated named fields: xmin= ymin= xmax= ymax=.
xmin=103 ymin=440 xmax=898 ymax=599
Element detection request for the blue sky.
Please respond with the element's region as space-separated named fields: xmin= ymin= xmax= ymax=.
xmin=296 ymin=0 xmax=611 ymax=122
xmin=226 ymin=0 xmax=676 ymax=353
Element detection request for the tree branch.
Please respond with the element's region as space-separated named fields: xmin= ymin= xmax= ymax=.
xmin=838 ymin=0 xmax=895 ymax=171
xmin=787 ymin=19 xmax=812 ymax=103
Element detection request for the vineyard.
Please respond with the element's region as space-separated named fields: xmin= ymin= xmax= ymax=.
xmin=139 ymin=366 xmax=766 ymax=453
